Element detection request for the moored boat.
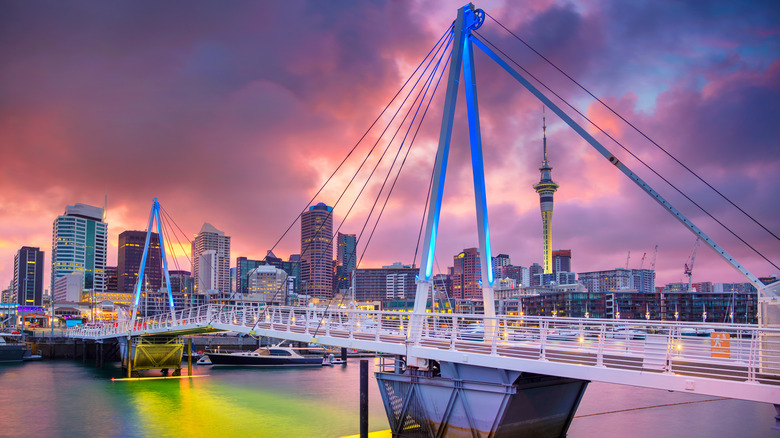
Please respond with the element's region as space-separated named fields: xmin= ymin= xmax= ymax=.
xmin=0 ymin=332 xmax=27 ymax=363
xmin=207 ymin=345 xmax=324 ymax=367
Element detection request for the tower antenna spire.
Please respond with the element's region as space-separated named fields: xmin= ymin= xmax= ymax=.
xmin=534 ymin=107 xmax=559 ymax=276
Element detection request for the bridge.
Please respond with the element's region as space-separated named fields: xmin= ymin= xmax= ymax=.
xmin=70 ymin=303 xmax=780 ymax=403
xmin=69 ymin=3 xmax=779 ymax=436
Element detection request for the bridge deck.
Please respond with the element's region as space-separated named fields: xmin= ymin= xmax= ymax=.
xmin=69 ymin=304 xmax=780 ymax=404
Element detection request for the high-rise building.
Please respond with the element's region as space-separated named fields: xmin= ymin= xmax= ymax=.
xmin=247 ymin=264 xmax=289 ymax=305
xmin=529 ymin=263 xmax=543 ymax=286
xmin=491 ymin=254 xmax=511 ymax=279
xmin=117 ymin=230 xmax=162 ymax=293
xmin=191 ymin=223 xmax=231 ymax=295
xmin=236 ymin=257 xmax=263 ymax=294
xmin=51 ymin=203 xmax=108 ymax=295
xmin=300 ymin=203 xmax=334 ymax=298
xmin=105 ymin=266 xmax=118 ymax=292
xmin=336 ymin=233 xmax=357 ymax=291
xmin=578 ymin=268 xmax=656 ymax=294
xmin=533 ymin=112 xmax=559 ymax=275
xmin=452 ymin=248 xmax=481 ymax=300
xmin=552 ymin=249 xmax=571 ymax=273
xmin=353 ymin=264 xmax=418 ymax=302
xmin=13 ymin=246 xmax=44 ymax=306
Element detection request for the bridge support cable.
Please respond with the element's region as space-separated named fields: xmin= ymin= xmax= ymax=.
xmin=410 ymin=5 xmax=500 ymax=368
xmin=485 ymin=12 xmax=780 ymax=246
xmin=310 ymin=32 xmax=452 ymax=338
xmin=471 ymin=31 xmax=779 ymax=275
xmin=259 ymin=25 xmax=454 ymax=265
xmin=131 ymin=198 xmax=177 ymax=323
xmin=469 ymin=35 xmax=773 ymax=300
xmin=243 ymin=28 xmax=454 ymax=335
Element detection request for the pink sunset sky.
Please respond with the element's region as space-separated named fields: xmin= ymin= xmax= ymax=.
xmin=1 ymin=0 xmax=778 ymax=292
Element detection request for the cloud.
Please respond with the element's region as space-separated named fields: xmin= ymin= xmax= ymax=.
xmin=0 ymin=0 xmax=777 ymax=293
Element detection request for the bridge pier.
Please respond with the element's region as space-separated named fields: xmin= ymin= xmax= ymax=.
xmin=376 ymin=361 xmax=588 ymax=437
xmin=119 ymin=336 xmax=184 ymax=377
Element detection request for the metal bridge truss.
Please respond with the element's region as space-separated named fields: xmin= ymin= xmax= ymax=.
xmin=70 ymin=303 xmax=780 ymax=404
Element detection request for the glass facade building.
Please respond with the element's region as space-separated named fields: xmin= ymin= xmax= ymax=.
xmin=51 ymin=203 xmax=107 ymax=297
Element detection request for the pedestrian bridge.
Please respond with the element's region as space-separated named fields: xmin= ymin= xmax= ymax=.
xmin=69 ymin=303 xmax=780 ymax=404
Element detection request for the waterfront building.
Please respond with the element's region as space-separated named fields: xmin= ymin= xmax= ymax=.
xmin=578 ymin=268 xmax=656 ymax=294
xmin=236 ymin=257 xmax=263 ymax=294
xmin=246 ymin=264 xmax=289 ymax=305
xmin=352 ymin=264 xmax=417 ymax=302
xmin=105 ymin=266 xmax=118 ymax=292
xmin=53 ymin=272 xmax=84 ymax=303
xmin=336 ymin=233 xmax=357 ymax=292
xmin=13 ymin=246 xmax=44 ymax=306
xmin=168 ymin=270 xmax=193 ymax=294
xmin=117 ymin=230 xmax=162 ymax=293
xmin=191 ymin=223 xmax=231 ymax=295
xmin=533 ymin=112 xmax=559 ymax=275
xmin=300 ymin=202 xmax=334 ymax=298
xmin=452 ymin=248 xmax=481 ymax=300
xmin=51 ymin=203 xmax=108 ymax=296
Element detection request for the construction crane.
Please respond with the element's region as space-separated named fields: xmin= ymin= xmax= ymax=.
xmin=650 ymin=245 xmax=658 ymax=270
xmin=684 ymin=237 xmax=700 ymax=291
xmin=625 ymin=250 xmax=631 ymax=269
xmin=639 ymin=252 xmax=647 ymax=270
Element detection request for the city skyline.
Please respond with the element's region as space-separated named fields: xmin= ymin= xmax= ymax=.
xmin=1 ymin=1 xmax=778 ymax=292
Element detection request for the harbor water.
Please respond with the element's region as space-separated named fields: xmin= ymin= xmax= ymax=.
xmin=0 ymin=359 xmax=775 ymax=437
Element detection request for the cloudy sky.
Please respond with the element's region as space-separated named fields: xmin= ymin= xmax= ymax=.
xmin=1 ymin=0 xmax=778 ymax=292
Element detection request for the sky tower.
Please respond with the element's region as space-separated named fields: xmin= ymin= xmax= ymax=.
xmin=533 ymin=109 xmax=559 ymax=274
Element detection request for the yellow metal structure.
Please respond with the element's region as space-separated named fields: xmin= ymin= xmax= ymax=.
xmin=131 ymin=337 xmax=184 ymax=373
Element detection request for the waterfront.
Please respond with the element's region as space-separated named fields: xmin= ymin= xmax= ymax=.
xmin=0 ymin=359 xmax=775 ymax=437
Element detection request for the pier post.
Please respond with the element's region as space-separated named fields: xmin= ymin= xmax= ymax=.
xmin=188 ymin=338 xmax=193 ymax=376
xmin=360 ymin=359 xmax=368 ymax=438
xmin=341 ymin=347 xmax=347 ymax=363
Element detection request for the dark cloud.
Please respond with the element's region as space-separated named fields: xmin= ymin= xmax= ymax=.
xmin=0 ymin=0 xmax=777 ymax=289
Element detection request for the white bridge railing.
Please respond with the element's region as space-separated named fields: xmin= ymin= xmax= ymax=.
xmin=69 ymin=304 xmax=780 ymax=394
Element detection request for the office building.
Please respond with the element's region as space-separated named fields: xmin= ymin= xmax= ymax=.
xmin=552 ymin=249 xmax=571 ymax=273
xmin=191 ymin=223 xmax=231 ymax=295
xmin=300 ymin=203 xmax=333 ymax=298
xmin=353 ymin=264 xmax=418 ymax=302
xmin=236 ymin=257 xmax=263 ymax=294
xmin=452 ymin=248 xmax=481 ymax=300
xmin=51 ymin=203 xmax=108 ymax=296
xmin=105 ymin=266 xmax=118 ymax=292
xmin=13 ymin=246 xmax=44 ymax=306
xmin=336 ymin=233 xmax=357 ymax=291
xmin=578 ymin=268 xmax=656 ymax=294
xmin=53 ymin=272 xmax=84 ymax=303
xmin=117 ymin=230 xmax=162 ymax=293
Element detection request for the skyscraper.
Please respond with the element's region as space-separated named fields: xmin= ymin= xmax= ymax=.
xmin=300 ymin=202 xmax=333 ymax=298
xmin=117 ymin=230 xmax=162 ymax=293
xmin=13 ymin=246 xmax=44 ymax=306
xmin=236 ymin=256 xmax=263 ymax=294
xmin=533 ymin=111 xmax=559 ymax=274
xmin=336 ymin=233 xmax=357 ymax=291
xmin=552 ymin=249 xmax=571 ymax=273
xmin=51 ymin=203 xmax=108 ymax=295
xmin=452 ymin=248 xmax=481 ymax=300
xmin=191 ymin=223 xmax=231 ymax=295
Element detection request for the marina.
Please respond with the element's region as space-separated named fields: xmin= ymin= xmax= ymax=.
xmin=0 ymin=359 xmax=775 ymax=437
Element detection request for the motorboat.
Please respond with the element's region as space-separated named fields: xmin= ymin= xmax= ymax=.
xmin=206 ymin=345 xmax=324 ymax=367
xmin=322 ymin=353 xmax=346 ymax=366
xmin=0 ymin=331 xmax=27 ymax=363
